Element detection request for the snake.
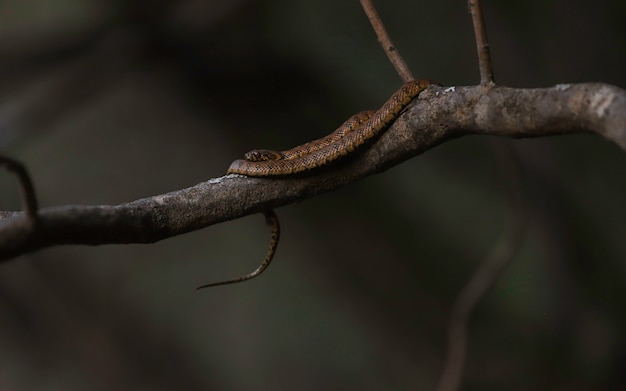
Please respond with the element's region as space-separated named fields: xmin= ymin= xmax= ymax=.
xmin=201 ymin=80 xmax=433 ymax=288
xmin=227 ymin=79 xmax=433 ymax=176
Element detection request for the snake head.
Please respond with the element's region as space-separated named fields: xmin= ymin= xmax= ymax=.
xmin=244 ymin=149 xmax=283 ymax=162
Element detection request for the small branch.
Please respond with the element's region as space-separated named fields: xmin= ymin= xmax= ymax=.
xmin=359 ymin=0 xmax=414 ymax=82
xmin=468 ymin=0 xmax=494 ymax=84
xmin=0 ymin=156 xmax=40 ymax=258
xmin=436 ymin=143 xmax=527 ymax=391
xmin=0 ymin=83 xmax=624 ymax=261
xmin=0 ymin=156 xmax=39 ymax=223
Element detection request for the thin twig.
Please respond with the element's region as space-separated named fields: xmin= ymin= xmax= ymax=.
xmin=436 ymin=143 xmax=527 ymax=391
xmin=359 ymin=0 xmax=414 ymax=82
xmin=0 ymin=156 xmax=39 ymax=225
xmin=436 ymin=4 xmax=516 ymax=389
xmin=468 ymin=0 xmax=494 ymax=84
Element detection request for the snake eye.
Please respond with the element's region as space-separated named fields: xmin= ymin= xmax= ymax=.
xmin=244 ymin=149 xmax=283 ymax=162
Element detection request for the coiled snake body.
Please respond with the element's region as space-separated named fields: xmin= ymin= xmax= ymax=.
xmin=200 ymin=80 xmax=433 ymax=288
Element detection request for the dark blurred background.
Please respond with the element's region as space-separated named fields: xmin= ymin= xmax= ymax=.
xmin=0 ymin=0 xmax=625 ymax=390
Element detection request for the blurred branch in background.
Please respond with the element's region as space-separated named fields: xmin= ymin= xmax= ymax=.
xmin=437 ymin=142 xmax=527 ymax=391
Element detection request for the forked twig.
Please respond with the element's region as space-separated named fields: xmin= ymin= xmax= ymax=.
xmin=468 ymin=0 xmax=495 ymax=84
xmin=359 ymin=0 xmax=415 ymax=82
xmin=359 ymin=2 xmax=521 ymax=389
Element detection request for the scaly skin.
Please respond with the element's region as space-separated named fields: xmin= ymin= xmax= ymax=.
xmin=227 ymin=79 xmax=433 ymax=176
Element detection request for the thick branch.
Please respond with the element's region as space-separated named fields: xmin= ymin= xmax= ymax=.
xmin=1 ymin=82 xmax=624 ymax=261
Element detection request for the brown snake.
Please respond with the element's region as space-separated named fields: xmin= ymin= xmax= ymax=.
xmin=227 ymin=79 xmax=433 ymax=176
xmin=199 ymin=80 xmax=433 ymax=288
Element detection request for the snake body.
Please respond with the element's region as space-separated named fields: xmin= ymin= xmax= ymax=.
xmin=227 ymin=79 xmax=433 ymax=176
xmin=197 ymin=210 xmax=280 ymax=289
xmin=203 ymin=80 xmax=432 ymax=289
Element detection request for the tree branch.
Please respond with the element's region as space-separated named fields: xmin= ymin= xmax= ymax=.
xmin=467 ymin=0 xmax=494 ymax=85
xmin=359 ymin=0 xmax=414 ymax=83
xmin=1 ymin=82 xmax=624 ymax=261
